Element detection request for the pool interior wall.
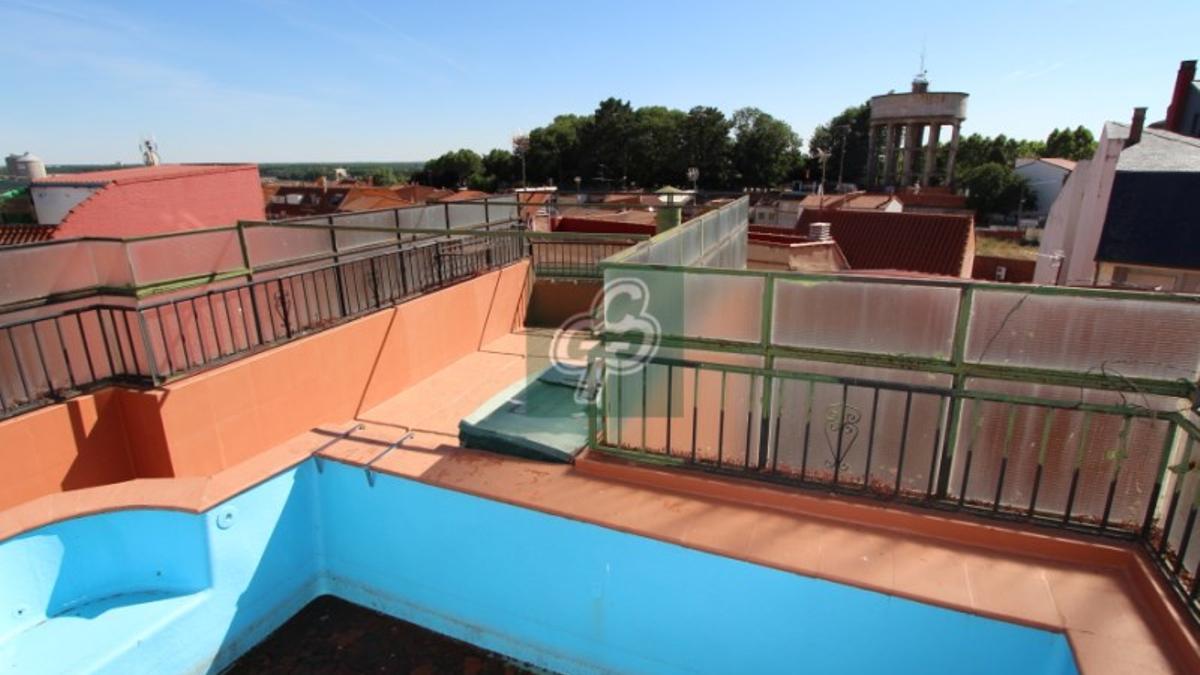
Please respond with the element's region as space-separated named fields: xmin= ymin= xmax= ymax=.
xmin=0 ymin=459 xmax=1079 ymax=675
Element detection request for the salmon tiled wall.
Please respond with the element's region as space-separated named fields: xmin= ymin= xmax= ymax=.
xmin=0 ymin=262 xmax=530 ymax=511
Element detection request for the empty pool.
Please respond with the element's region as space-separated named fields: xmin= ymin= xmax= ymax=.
xmin=0 ymin=458 xmax=1078 ymax=674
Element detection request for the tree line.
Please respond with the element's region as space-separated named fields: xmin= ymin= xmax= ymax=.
xmin=258 ymin=162 xmax=423 ymax=184
xmin=424 ymin=98 xmax=803 ymax=192
xmin=423 ymin=97 xmax=1096 ymax=217
xmin=254 ymin=97 xmax=1097 ymax=219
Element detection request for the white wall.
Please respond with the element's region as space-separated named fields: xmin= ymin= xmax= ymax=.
xmin=1033 ymin=125 xmax=1126 ymax=285
xmin=1014 ymin=160 xmax=1069 ymax=216
xmin=30 ymin=186 xmax=100 ymax=226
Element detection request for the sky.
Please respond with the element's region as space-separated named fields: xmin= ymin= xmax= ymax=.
xmin=1 ymin=0 xmax=1198 ymax=165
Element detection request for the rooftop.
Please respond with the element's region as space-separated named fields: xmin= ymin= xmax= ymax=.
xmin=897 ymin=186 xmax=970 ymax=210
xmin=1018 ymin=157 xmax=1078 ymax=172
xmin=32 ymin=163 xmax=258 ymax=187
xmin=1108 ymin=123 xmax=1200 ymax=172
xmin=0 ymin=194 xmax=1198 ymax=674
xmin=798 ymin=208 xmax=974 ymax=276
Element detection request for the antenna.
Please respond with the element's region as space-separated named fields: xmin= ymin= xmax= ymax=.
xmin=140 ymin=136 xmax=160 ymax=166
xmin=914 ymin=39 xmax=928 ymax=84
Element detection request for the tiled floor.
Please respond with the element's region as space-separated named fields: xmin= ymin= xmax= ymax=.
xmin=312 ymin=330 xmax=1197 ymax=675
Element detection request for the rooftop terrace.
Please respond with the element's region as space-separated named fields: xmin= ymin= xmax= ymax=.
xmin=1 ymin=194 xmax=1199 ymax=673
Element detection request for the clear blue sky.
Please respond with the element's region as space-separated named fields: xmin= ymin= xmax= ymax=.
xmin=2 ymin=0 xmax=1197 ymax=164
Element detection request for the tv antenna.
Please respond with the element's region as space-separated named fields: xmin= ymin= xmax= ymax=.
xmin=140 ymin=137 xmax=160 ymax=166
xmin=914 ymin=41 xmax=928 ymax=84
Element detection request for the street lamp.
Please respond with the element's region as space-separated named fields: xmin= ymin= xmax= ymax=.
xmin=836 ymin=124 xmax=851 ymax=190
xmin=815 ymin=149 xmax=832 ymax=209
xmin=686 ymin=166 xmax=700 ymax=193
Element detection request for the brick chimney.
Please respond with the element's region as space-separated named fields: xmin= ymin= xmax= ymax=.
xmin=1127 ymin=107 xmax=1147 ymax=147
xmin=1165 ymin=60 xmax=1197 ymax=133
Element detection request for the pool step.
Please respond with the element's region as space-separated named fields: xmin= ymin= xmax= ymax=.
xmin=458 ymin=367 xmax=589 ymax=463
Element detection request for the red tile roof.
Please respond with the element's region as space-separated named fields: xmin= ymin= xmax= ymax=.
xmin=392 ymin=184 xmax=445 ymax=203
xmin=842 ymin=194 xmax=900 ymax=210
xmin=1039 ymin=157 xmax=1077 ymax=171
xmin=798 ymin=192 xmax=853 ymax=209
xmin=0 ymin=225 xmax=57 ymax=247
xmin=434 ymin=190 xmax=491 ymax=203
xmin=338 ymin=187 xmax=414 ymax=212
xmin=896 ymin=187 xmax=968 ymax=210
xmin=556 ymin=207 xmax=657 ymax=227
xmin=34 ymin=164 xmax=258 ymax=187
xmin=798 ymin=209 xmax=974 ymax=277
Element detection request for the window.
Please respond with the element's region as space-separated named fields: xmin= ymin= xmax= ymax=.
xmin=995 ymin=265 xmax=1007 ymax=281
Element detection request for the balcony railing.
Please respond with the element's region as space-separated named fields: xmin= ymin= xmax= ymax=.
xmin=0 ymin=216 xmax=648 ymax=420
xmin=589 ymin=195 xmax=1200 ymax=623
xmin=0 ymin=229 xmax=527 ymax=417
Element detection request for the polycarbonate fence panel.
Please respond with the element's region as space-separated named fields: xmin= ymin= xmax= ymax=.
xmin=603 ymin=267 xmax=763 ymax=344
xmin=126 ymin=230 xmax=243 ymax=287
xmin=647 ymin=233 xmax=683 ymax=266
xmin=447 ymin=202 xmax=487 ymax=228
xmin=696 ymin=222 xmax=747 ymax=269
xmin=88 ymin=241 xmax=134 ymax=289
xmin=951 ymin=378 xmax=1174 ymax=530
xmin=333 ymin=211 xmax=403 ymax=252
xmin=396 ymin=204 xmax=447 ymax=233
xmin=0 ymin=242 xmax=109 ymax=306
xmin=681 ymin=222 xmax=702 ymax=264
xmin=613 ymin=198 xmax=749 ymax=269
xmin=700 ymin=213 xmax=721 ymax=250
xmin=772 ymin=279 xmax=960 ymax=358
xmin=966 ymin=290 xmax=1200 ymax=381
xmin=245 ymin=224 xmax=334 ymax=268
xmin=485 ymin=200 xmax=519 ymax=222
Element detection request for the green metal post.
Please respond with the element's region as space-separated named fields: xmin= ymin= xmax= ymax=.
xmin=936 ymin=285 xmax=975 ymax=498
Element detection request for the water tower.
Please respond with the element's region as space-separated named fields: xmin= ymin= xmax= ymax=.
xmin=14 ymin=152 xmax=46 ymax=180
xmin=865 ymin=65 xmax=968 ymax=188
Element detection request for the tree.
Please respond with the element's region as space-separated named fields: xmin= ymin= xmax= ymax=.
xmin=627 ymin=106 xmax=687 ymax=188
xmin=364 ymin=166 xmax=399 ymax=186
xmin=526 ymin=114 xmax=587 ymax=187
xmin=579 ymin=98 xmax=636 ymax=186
xmin=425 ymin=149 xmax=484 ymax=188
xmin=959 ymin=162 xmax=1034 ymax=215
xmin=950 ymin=133 xmax=1045 ymax=179
xmin=481 ymin=149 xmax=519 ymax=191
xmin=1045 ymin=126 xmax=1096 ymax=160
xmin=681 ymin=106 xmax=733 ymax=189
xmin=808 ymin=103 xmax=871 ymax=186
xmin=731 ymin=107 xmax=802 ymax=188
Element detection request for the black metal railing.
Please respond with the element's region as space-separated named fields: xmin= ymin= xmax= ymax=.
xmin=530 ymin=237 xmax=640 ymax=279
xmin=1145 ymin=428 xmax=1200 ymax=618
xmin=596 ymin=353 xmax=1200 ymax=621
xmin=138 ymin=231 xmax=526 ymax=380
xmin=0 ymin=304 xmax=146 ymax=416
xmin=0 ymin=231 xmax=527 ymax=417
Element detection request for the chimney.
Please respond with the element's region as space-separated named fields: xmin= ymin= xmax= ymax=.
xmin=808 ymin=222 xmax=832 ymax=242
xmin=1127 ymin=107 xmax=1147 ymax=147
xmin=1165 ymin=60 xmax=1197 ymax=133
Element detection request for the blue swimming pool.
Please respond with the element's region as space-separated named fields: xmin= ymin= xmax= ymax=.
xmin=0 ymin=459 xmax=1078 ymax=674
